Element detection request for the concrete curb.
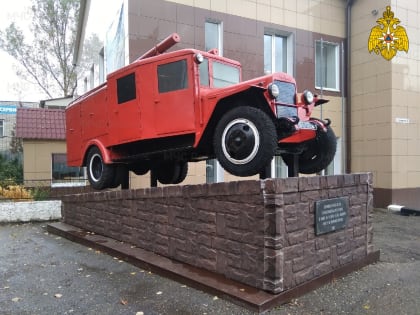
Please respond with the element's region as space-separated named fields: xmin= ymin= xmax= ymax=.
xmin=0 ymin=200 xmax=62 ymax=223
xmin=388 ymin=204 xmax=420 ymax=216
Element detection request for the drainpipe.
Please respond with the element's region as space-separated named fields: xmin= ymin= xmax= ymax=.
xmin=340 ymin=41 xmax=346 ymax=173
xmin=345 ymin=0 xmax=353 ymax=173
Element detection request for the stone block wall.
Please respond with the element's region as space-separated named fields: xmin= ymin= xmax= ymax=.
xmin=61 ymin=173 xmax=374 ymax=294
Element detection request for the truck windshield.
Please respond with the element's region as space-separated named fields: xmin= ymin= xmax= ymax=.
xmin=199 ymin=58 xmax=240 ymax=88
xmin=199 ymin=58 xmax=210 ymax=86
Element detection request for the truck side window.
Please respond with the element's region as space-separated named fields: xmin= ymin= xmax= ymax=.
xmin=157 ymin=59 xmax=188 ymax=93
xmin=213 ymin=61 xmax=240 ymax=88
xmin=117 ymin=72 xmax=136 ymax=104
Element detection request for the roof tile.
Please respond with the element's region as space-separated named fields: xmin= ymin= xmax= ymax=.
xmin=16 ymin=108 xmax=66 ymax=140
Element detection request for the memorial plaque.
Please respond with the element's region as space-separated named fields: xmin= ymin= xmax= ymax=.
xmin=315 ymin=197 xmax=349 ymax=235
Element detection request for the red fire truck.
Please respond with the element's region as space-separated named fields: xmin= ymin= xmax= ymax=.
xmin=66 ymin=33 xmax=336 ymax=190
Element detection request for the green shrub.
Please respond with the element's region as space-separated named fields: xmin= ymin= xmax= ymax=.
xmin=0 ymin=154 xmax=23 ymax=185
xmin=31 ymin=187 xmax=50 ymax=201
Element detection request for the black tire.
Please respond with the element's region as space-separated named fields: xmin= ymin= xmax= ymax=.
xmin=154 ymin=161 xmax=188 ymax=185
xmin=86 ymin=147 xmax=115 ymax=190
xmin=130 ymin=162 xmax=150 ymax=176
xmin=213 ymin=106 xmax=277 ymax=177
xmin=282 ymin=125 xmax=337 ymax=174
xmin=173 ymin=161 xmax=188 ymax=184
xmin=110 ymin=165 xmax=129 ymax=188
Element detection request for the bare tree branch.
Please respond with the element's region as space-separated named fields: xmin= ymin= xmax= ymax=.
xmin=0 ymin=0 xmax=80 ymax=98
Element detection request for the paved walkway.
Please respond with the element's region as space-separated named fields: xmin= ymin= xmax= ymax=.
xmin=1 ymin=209 xmax=420 ymax=314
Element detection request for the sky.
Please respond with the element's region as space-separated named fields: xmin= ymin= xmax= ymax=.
xmin=0 ymin=0 xmax=121 ymax=103
xmin=0 ymin=0 xmax=39 ymax=102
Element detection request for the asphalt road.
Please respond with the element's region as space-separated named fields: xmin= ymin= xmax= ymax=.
xmin=1 ymin=209 xmax=420 ymax=315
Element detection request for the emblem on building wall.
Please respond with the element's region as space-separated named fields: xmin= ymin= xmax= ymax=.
xmin=368 ymin=6 xmax=409 ymax=60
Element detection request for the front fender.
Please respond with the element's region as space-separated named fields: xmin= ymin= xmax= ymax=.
xmin=195 ymin=85 xmax=273 ymax=149
xmin=83 ymin=140 xmax=112 ymax=165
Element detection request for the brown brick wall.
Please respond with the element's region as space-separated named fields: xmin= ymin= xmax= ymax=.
xmin=61 ymin=173 xmax=373 ymax=293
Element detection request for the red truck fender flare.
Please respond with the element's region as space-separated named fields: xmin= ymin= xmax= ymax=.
xmin=83 ymin=140 xmax=112 ymax=165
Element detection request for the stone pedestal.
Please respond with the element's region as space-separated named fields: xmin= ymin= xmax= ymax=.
xmin=59 ymin=173 xmax=375 ymax=294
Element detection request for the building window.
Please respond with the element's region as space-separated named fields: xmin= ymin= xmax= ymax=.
xmin=264 ymin=31 xmax=293 ymax=178
xmin=52 ymin=154 xmax=86 ymax=187
xmin=83 ymin=77 xmax=88 ymax=93
xmin=264 ymin=34 xmax=287 ymax=73
xmin=0 ymin=120 xmax=4 ymax=138
xmin=205 ymin=20 xmax=222 ymax=54
xmin=105 ymin=3 xmax=125 ymax=73
xmin=205 ymin=20 xmax=223 ymax=183
xmin=99 ymin=47 xmax=105 ymax=83
xmin=90 ymin=64 xmax=95 ymax=89
xmin=315 ymin=40 xmax=340 ymax=91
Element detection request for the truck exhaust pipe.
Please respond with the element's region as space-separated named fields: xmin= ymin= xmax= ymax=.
xmin=136 ymin=33 xmax=181 ymax=61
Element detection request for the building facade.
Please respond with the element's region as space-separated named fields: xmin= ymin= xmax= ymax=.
xmin=350 ymin=0 xmax=420 ymax=208
xmin=16 ymin=108 xmax=86 ymax=187
xmin=0 ymin=101 xmax=37 ymax=157
xmin=74 ymin=0 xmax=420 ymax=208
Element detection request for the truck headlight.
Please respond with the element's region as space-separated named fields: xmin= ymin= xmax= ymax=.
xmin=268 ymin=83 xmax=279 ymax=99
xmin=194 ymin=53 xmax=204 ymax=64
xmin=303 ymin=90 xmax=314 ymax=104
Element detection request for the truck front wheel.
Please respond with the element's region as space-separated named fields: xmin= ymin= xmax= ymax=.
xmin=281 ymin=125 xmax=337 ymax=174
xmin=86 ymin=147 xmax=115 ymax=190
xmin=213 ymin=106 xmax=277 ymax=177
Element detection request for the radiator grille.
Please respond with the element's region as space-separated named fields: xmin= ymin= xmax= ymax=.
xmin=274 ymin=80 xmax=297 ymax=117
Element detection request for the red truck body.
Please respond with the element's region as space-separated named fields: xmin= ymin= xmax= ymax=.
xmin=66 ymin=34 xmax=336 ymax=189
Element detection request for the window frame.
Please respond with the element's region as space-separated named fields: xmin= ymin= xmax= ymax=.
xmin=315 ymin=40 xmax=340 ymax=92
xmin=99 ymin=47 xmax=105 ymax=83
xmin=0 ymin=119 xmax=4 ymax=138
xmin=264 ymin=30 xmax=294 ymax=76
xmin=264 ymin=30 xmax=294 ymax=178
xmin=205 ymin=20 xmax=223 ymax=55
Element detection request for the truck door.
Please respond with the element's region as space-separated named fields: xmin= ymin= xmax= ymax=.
xmin=108 ymin=71 xmax=142 ymax=145
xmin=66 ymin=104 xmax=82 ymax=166
xmin=154 ymin=58 xmax=195 ymax=135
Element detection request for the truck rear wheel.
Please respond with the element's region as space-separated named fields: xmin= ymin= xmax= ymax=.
xmin=213 ymin=106 xmax=277 ymax=177
xmin=282 ymin=125 xmax=337 ymax=174
xmin=110 ymin=165 xmax=129 ymax=188
xmin=86 ymin=147 xmax=115 ymax=190
xmin=154 ymin=161 xmax=188 ymax=185
xmin=130 ymin=161 xmax=150 ymax=175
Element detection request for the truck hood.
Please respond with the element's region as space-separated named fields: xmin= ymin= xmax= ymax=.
xmin=200 ymin=72 xmax=296 ymax=100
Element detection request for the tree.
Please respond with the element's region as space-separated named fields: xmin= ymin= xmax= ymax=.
xmin=0 ymin=0 xmax=80 ymax=99
xmin=78 ymin=33 xmax=103 ymax=91
xmin=81 ymin=33 xmax=102 ymax=68
xmin=9 ymin=123 xmax=23 ymax=155
xmin=0 ymin=154 xmax=23 ymax=185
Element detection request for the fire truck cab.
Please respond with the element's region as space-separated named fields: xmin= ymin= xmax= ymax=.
xmin=66 ymin=34 xmax=336 ymax=190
